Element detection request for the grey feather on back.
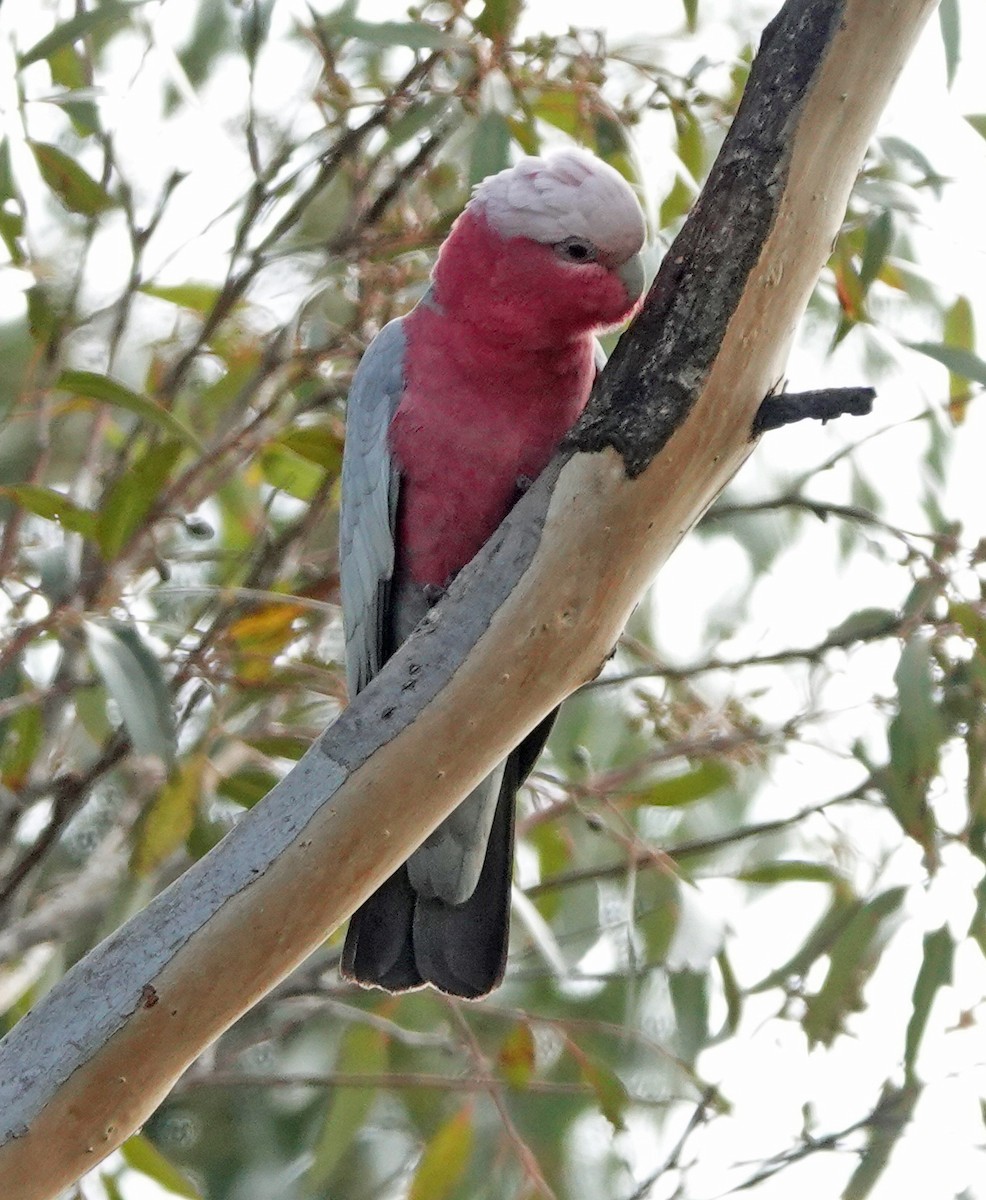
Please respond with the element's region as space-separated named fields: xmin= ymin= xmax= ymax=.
xmin=339 ymin=318 xmax=407 ymax=697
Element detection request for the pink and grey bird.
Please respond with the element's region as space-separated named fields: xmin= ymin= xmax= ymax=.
xmin=339 ymin=150 xmax=646 ymax=997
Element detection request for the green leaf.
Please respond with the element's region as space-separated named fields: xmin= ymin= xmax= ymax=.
xmin=717 ymin=949 xmax=743 ymax=1035
xmin=938 ymin=0 xmax=961 ymax=89
xmin=99 ymin=1172 xmax=126 ymax=1200
xmin=969 ymin=875 xmax=986 ymax=958
xmin=245 ymin=734 xmax=310 ymax=761
xmin=0 ymin=207 xmax=23 ymax=265
xmin=139 ymin=282 xmax=222 ymax=314
xmin=473 ymin=0 xmax=521 ymax=40
xmin=568 ymin=1040 xmax=629 ymax=1131
xmin=0 ymin=484 xmax=96 ymax=537
xmin=673 ymin=105 xmax=705 ymax=181
xmin=331 ymin=15 xmax=453 ymax=49
xmin=57 ymin=370 xmax=205 ymax=451
xmin=533 ymin=91 xmax=580 ymax=139
xmin=0 ymin=137 xmax=14 ymax=201
xmin=409 ymin=1105 xmax=475 ymax=1200
xmin=803 ymin=887 xmax=907 ymax=1046
xmin=260 ymin=443 xmax=325 ymax=501
xmin=843 ymin=1084 xmax=918 ymax=1200
xmin=965 ymin=114 xmax=986 ymax=144
xmin=29 ymin=141 xmax=114 ymax=216
xmin=97 ymin=439 xmax=183 ymax=559
xmin=277 ymin=426 xmax=343 ymax=473
xmin=950 ymin=601 xmax=986 ymax=658
xmin=27 ymin=284 xmax=57 ymax=343
xmin=85 ymin=620 xmax=176 ymax=766
xmin=469 ymin=112 xmax=512 ymax=187
xmin=240 ymin=0 xmax=275 ymax=64
xmin=739 ymin=861 xmax=840 ymax=885
xmin=635 ymin=759 xmax=732 ymax=807
xmin=825 ymin=607 xmax=898 ymax=645
xmin=903 ymin=925 xmax=954 ymax=1082
xmin=859 ymin=210 xmax=893 ymax=293
xmin=669 ymin=969 xmax=709 ymax=1062
xmin=681 ymin=0 xmax=699 ymax=32
xmin=885 ymin=636 xmax=944 ymax=846
xmin=385 ymin=97 xmax=453 ymax=152
xmin=0 ymin=698 xmax=43 ymax=789
xmin=19 ymin=2 xmax=146 ymax=68
xmin=752 ymin=890 xmax=859 ymax=993
xmin=506 ymin=115 xmax=539 ymax=156
xmin=907 ymin=341 xmax=986 ymax=387
xmin=120 ymin=1133 xmax=201 ymax=1198
xmin=47 ymin=45 xmax=100 ymax=137
xmin=659 ymin=172 xmax=695 ymax=230
xmin=132 ymin=754 xmax=205 ymax=875
xmin=594 ymin=115 xmax=633 ymax=174
xmin=217 ymin=765 xmax=279 ymax=809
xmin=306 ymin=1024 xmax=387 ymax=1189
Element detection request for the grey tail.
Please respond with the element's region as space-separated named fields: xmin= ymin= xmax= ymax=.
xmin=340 ymin=713 xmax=555 ymax=998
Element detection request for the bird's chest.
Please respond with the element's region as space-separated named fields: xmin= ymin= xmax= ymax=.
xmin=390 ymin=338 xmax=594 ymax=587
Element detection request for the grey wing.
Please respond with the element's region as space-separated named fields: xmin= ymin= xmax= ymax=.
xmin=339 ymin=318 xmax=407 ymax=697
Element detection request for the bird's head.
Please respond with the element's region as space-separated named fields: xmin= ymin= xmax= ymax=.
xmin=433 ymin=150 xmax=647 ymax=347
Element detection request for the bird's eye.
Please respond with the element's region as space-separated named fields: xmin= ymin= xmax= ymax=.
xmin=554 ymin=237 xmax=597 ymax=263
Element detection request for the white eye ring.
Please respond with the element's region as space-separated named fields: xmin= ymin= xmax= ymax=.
xmin=553 ymin=237 xmax=598 ymax=263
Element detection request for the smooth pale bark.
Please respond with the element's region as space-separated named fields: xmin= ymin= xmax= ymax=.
xmin=0 ymin=0 xmax=938 ymax=1194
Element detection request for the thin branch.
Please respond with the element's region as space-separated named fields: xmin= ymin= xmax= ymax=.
xmin=174 ymin=1069 xmax=672 ymax=1107
xmin=582 ymin=611 xmax=902 ymax=691
xmin=624 ymin=1086 xmax=719 ymax=1200
xmin=445 ymin=1001 xmax=558 ymax=1200
xmin=525 ymin=782 xmax=872 ymax=897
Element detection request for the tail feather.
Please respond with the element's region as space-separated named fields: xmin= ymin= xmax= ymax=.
xmin=411 ymin=774 xmax=515 ymax=997
xmin=340 ymin=868 xmax=423 ymax=991
xmin=340 ymin=711 xmax=557 ymax=997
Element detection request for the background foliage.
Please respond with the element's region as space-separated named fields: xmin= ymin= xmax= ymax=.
xmin=1 ymin=0 xmax=985 ymax=1197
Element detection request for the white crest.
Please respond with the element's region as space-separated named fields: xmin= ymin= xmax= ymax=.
xmin=469 ymin=149 xmax=645 ymax=262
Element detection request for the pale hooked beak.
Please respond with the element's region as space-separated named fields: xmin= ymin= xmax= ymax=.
xmin=616 ymin=251 xmax=646 ymax=306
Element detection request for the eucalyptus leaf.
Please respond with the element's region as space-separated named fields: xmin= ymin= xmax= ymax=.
xmin=85 ymin=621 xmax=176 ymax=766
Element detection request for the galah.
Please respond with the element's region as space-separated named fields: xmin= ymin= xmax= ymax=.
xmin=339 ymin=149 xmax=646 ymax=997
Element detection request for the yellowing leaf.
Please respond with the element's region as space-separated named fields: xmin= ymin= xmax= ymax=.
xmin=132 ymin=754 xmax=205 ymax=876
xmin=943 ymin=296 xmax=976 ymax=422
xmin=229 ymin=604 xmax=305 ymax=642
xmin=498 ymin=1021 xmax=535 ymax=1088
xmin=409 ymin=1105 xmax=474 ymax=1200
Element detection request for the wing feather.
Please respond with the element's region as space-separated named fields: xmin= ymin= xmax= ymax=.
xmin=339 ymin=318 xmax=407 ymax=696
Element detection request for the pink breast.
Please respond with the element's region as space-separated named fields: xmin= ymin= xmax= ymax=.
xmin=390 ymin=308 xmax=595 ymax=588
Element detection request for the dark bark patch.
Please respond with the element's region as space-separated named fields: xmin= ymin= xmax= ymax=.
xmin=568 ymin=0 xmax=847 ymax=478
